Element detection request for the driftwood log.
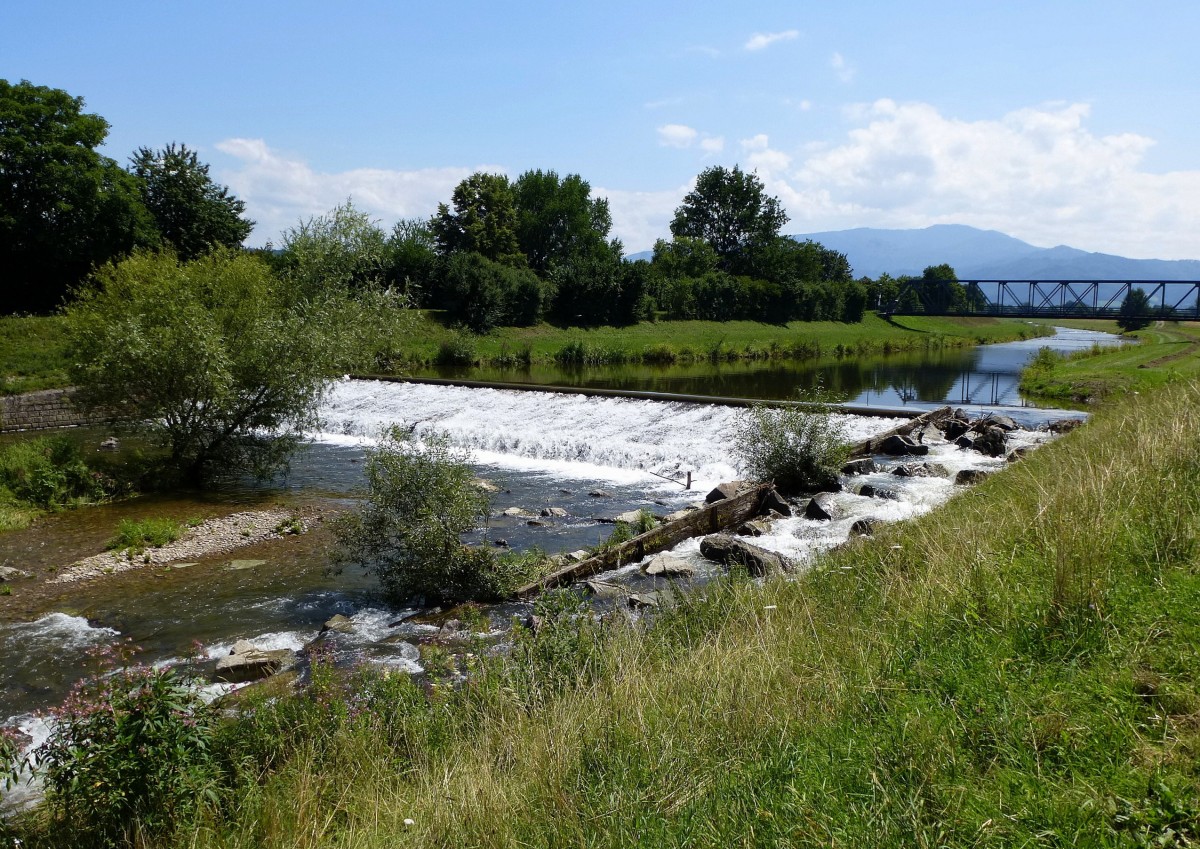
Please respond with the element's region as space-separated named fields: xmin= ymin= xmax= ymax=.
xmin=846 ymin=405 xmax=952 ymax=457
xmin=515 ymin=483 xmax=771 ymax=597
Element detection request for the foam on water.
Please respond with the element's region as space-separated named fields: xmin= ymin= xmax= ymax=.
xmin=0 ymin=613 xmax=119 ymax=651
xmin=316 ymin=379 xmax=904 ymax=493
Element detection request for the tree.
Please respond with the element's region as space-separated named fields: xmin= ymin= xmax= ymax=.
xmin=512 ymin=169 xmax=618 ymax=275
xmin=1117 ymin=287 xmax=1153 ymax=331
xmin=670 ymin=165 xmax=788 ymax=270
xmin=734 ymin=402 xmax=850 ymax=496
xmin=279 ymin=200 xmax=389 ymax=299
xmin=64 ymin=249 xmax=405 ymax=485
xmin=441 ymin=251 xmax=552 ymax=332
xmin=386 ymin=217 xmax=439 ymax=303
xmin=0 ymin=79 xmax=156 ymax=313
xmin=333 ymin=428 xmax=531 ymax=604
xmin=432 ymin=172 xmax=525 ymax=267
xmin=129 ymin=142 xmax=253 ymax=261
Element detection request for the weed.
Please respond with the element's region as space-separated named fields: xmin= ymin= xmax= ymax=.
xmin=107 ymin=517 xmax=184 ymax=553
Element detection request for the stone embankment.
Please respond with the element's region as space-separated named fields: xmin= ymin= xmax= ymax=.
xmin=0 ymin=388 xmax=101 ymax=433
xmin=51 ymin=509 xmax=306 ymax=583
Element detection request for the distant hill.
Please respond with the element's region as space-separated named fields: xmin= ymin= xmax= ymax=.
xmin=791 ymin=224 xmax=1200 ymax=280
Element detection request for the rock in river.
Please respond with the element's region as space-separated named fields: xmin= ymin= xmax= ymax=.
xmin=699 ymin=534 xmax=792 ymax=577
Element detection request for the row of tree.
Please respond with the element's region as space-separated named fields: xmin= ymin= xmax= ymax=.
xmin=1 ymin=80 xmax=253 ymax=312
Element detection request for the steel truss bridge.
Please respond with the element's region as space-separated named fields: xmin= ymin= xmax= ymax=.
xmin=884 ymin=279 xmax=1200 ymax=319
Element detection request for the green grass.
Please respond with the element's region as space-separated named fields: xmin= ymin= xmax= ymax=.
xmin=107 ymin=517 xmax=184 ymax=553
xmin=15 ymin=379 xmax=1178 ymax=847
xmin=375 ymin=310 xmax=1049 ymax=370
xmin=0 ymin=314 xmax=71 ymax=395
xmin=1021 ymin=320 xmax=1200 ymax=401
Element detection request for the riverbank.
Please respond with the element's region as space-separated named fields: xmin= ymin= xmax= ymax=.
xmin=0 ymin=313 xmax=1048 ymax=397
xmin=7 ymin=379 xmax=1191 ymax=846
xmin=1021 ymin=320 xmax=1200 ymax=401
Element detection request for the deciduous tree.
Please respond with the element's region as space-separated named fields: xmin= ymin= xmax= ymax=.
xmin=670 ymin=165 xmax=788 ymax=269
xmin=129 ymin=142 xmax=253 ymax=261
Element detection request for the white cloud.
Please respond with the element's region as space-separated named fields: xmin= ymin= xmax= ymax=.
xmin=745 ymin=30 xmax=799 ymax=51
xmin=699 ymin=136 xmax=726 ymax=154
xmin=830 ymin=52 xmax=855 ymax=83
xmin=213 ymin=138 xmax=487 ymax=245
xmin=596 ymin=183 xmax=691 ymax=253
xmin=657 ymin=124 xmax=699 ymax=149
xmin=745 ymin=100 xmax=1200 ymax=259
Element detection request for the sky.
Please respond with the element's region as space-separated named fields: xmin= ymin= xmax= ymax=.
xmin=5 ymin=1 xmax=1200 ymax=260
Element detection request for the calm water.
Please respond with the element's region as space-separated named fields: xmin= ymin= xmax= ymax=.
xmin=417 ymin=326 xmax=1121 ymax=418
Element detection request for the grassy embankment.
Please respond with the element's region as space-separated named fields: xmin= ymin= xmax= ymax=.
xmin=1022 ymin=320 xmax=1200 ymax=402
xmin=392 ymin=311 xmax=1049 ymax=368
xmin=97 ymin=379 xmax=1192 ymax=848
xmin=0 ymin=312 xmax=1046 ymax=391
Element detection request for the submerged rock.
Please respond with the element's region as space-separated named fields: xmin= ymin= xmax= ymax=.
xmin=736 ymin=519 xmax=772 ymax=537
xmin=321 ymin=614 xmax=354 ymax=634
xmin=214 ymin=644 xmax=296 ymax=684
xmin=841 ymin=458 xmax=878 ymax=476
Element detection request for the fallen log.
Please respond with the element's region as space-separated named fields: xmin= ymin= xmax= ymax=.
xmin=515 ymin=483 xmax=772 ymax=598
xmin=847 ymin=405 xmax=952 ymax=457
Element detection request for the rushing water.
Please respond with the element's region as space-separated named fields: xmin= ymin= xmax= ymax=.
xmin=0 ymin=326 xmax=1122 ymax=807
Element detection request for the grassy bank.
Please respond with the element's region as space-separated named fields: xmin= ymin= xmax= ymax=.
xmin=1021 ymin=320 xmax=1200 ymax=401
xmin=11 ymin=379 xmax=1194 ymax=846
xmin=0 ymin=316 xmax=71 ymax=395
xmin=391 ymin=311 xmax=1047 ymax=368
xmin=0 ymin=313 xmax=1046 ymax=394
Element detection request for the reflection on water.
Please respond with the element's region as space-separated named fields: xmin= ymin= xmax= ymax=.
xmin=418 ymin=326 xmax=1123 ymax=413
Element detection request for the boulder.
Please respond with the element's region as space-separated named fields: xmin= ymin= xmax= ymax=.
xmin=643 ymin=553 xmax=696 ymax=577
xmin=1047 ymin=418 xmax=1084 ymax=434
xmin=760 ymin=488 xmax=792 ymax=516
xmin=540 ymin=507 xmax=569 ymax=518
xmin=98 ymin=436 xmax=120 ymax=452
xmin=0 ymin=566 xmax=31 ymax=581
xmin=849 ymin=518 xmax=876 ymax=537
xmin=214 ymin=646 xmax=296 ymax=684
xmin=973 ymin=426 xmax=1007 ymax=457
xmin=879 ymin=435 xmax=929 ymax=456
xmin=1006 ymin=447 xmax=1031 ymax=463
xmin=472 ymin=478 xmax=501 ymax=493
xmin=982 ymin=413 xmax=1020 ymax=432
xmin=589 ymin=489 xmax=612 ymax=498
xmin=628 ymin=592 xmax=666 ymax=610
xmin=912 ymin=423 xmax=946 ymax=444
xmin=954 ymin=434 xmax=976 ymax=450
xmin=320 ymin=614 xmax=353 ymax=634
xmin=584 ymin=580 xmax=627 ymax=599
xmin=804 ymin=493 xmax=839 ymax=521
xmin=857 ymin=484 xmax=898 ymax=500
xmin=699 ymin=535 xmax=792 ymax=577
xmin=841 ymin=458 xmax=878 ymax=476
xmin=500 ymin=507 xmax=532 ymax=518
xmin=567 ymin=550 xmax=589 ymax=562
xmin=955 ymin=469 xmax=992 ymax=485
xmin=602 ymin=509 xmax=648 ymax=525
xmin=706 ymin=480 xmax=750 ymax=503
xmin=736 ymin=519 xmax=772 ymax=537
xmin=942 ymin=419 xmax=971 ymax=440
xmin=663 ymin=507 xmax=698 ymax=523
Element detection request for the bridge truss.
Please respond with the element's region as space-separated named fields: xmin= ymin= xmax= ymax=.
xmin=885 ymin=279 xmax=1200 ymax=319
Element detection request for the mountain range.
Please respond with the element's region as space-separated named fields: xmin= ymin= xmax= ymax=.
xmin=790 ymin=224 xmax=1200 ymax=280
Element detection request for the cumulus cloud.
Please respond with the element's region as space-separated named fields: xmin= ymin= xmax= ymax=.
xmin=657 ymin=124 xmax=699 ymax=149
xmin=699 ymin=136 xmax=726 ymax=154
xmin=747 ymin=100 xmax=1200 ymax=259
xmin=597 ymin=183 xmax=692 ymax=253
xmin=213 ymin=139 xmax=487 ymax=245
xmin=745 ymin=30 xmax=799 ymax=51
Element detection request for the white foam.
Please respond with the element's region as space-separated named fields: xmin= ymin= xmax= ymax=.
xmin=0 ymin=613 xmax=119 ymax=650
xmin=202 ymin=629 xmax=315 ymax=660
xmin=314 ymin=380 xmax=903 ymax=493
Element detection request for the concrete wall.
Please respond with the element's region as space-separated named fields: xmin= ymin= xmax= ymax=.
xmin=0 ymin=388 xmax=100 ymax=433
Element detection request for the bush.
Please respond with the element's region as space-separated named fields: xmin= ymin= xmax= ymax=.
xmin=733 ymin=402 xmax=850 ymax=495
xmin=28 ymin=653 xmax=220 ymax=846
xmin=0 ymin=435 xmax=116 ymax=510
xmin=333 ymin=427 xmax=531 ymax=604
xmin=107 ymin=517 xmax=183 ymax=553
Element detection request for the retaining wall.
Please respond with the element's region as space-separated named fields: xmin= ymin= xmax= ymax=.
xmin=0 ymin=388 xmax=100 ymax=433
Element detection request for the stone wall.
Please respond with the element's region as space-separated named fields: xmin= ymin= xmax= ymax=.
xmin=0 ymin=388 xmax=101 ymax=433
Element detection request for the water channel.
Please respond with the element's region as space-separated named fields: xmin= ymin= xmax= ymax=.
xmin=0 ymin=325 xmax=1123 ymax=803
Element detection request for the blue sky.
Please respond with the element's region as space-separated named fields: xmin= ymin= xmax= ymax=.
xmin=5 ymin=1 xmax=1199 ymax=259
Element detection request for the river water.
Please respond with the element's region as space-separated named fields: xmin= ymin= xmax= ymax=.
xmin=0 ymin=326 xmax=1122 ymax=807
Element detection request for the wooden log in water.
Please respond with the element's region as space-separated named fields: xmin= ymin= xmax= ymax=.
xmin=846 ymin=405 xmax=953 ymax=457
xmin=515 ymin=483 xmax=772 ymax=598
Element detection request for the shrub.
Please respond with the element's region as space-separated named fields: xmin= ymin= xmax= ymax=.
xmin=0 ymin=435 xmax=116 ymax=510
xmin=434 ymin=332 xmax=478 ymax=366
xmin=733 ymin=402 xmax=849 ymax=495
xmin=29 ymin=652 xmax=220 ymax=846
xmin=333 ymin=427 xmax=528 ymax=604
